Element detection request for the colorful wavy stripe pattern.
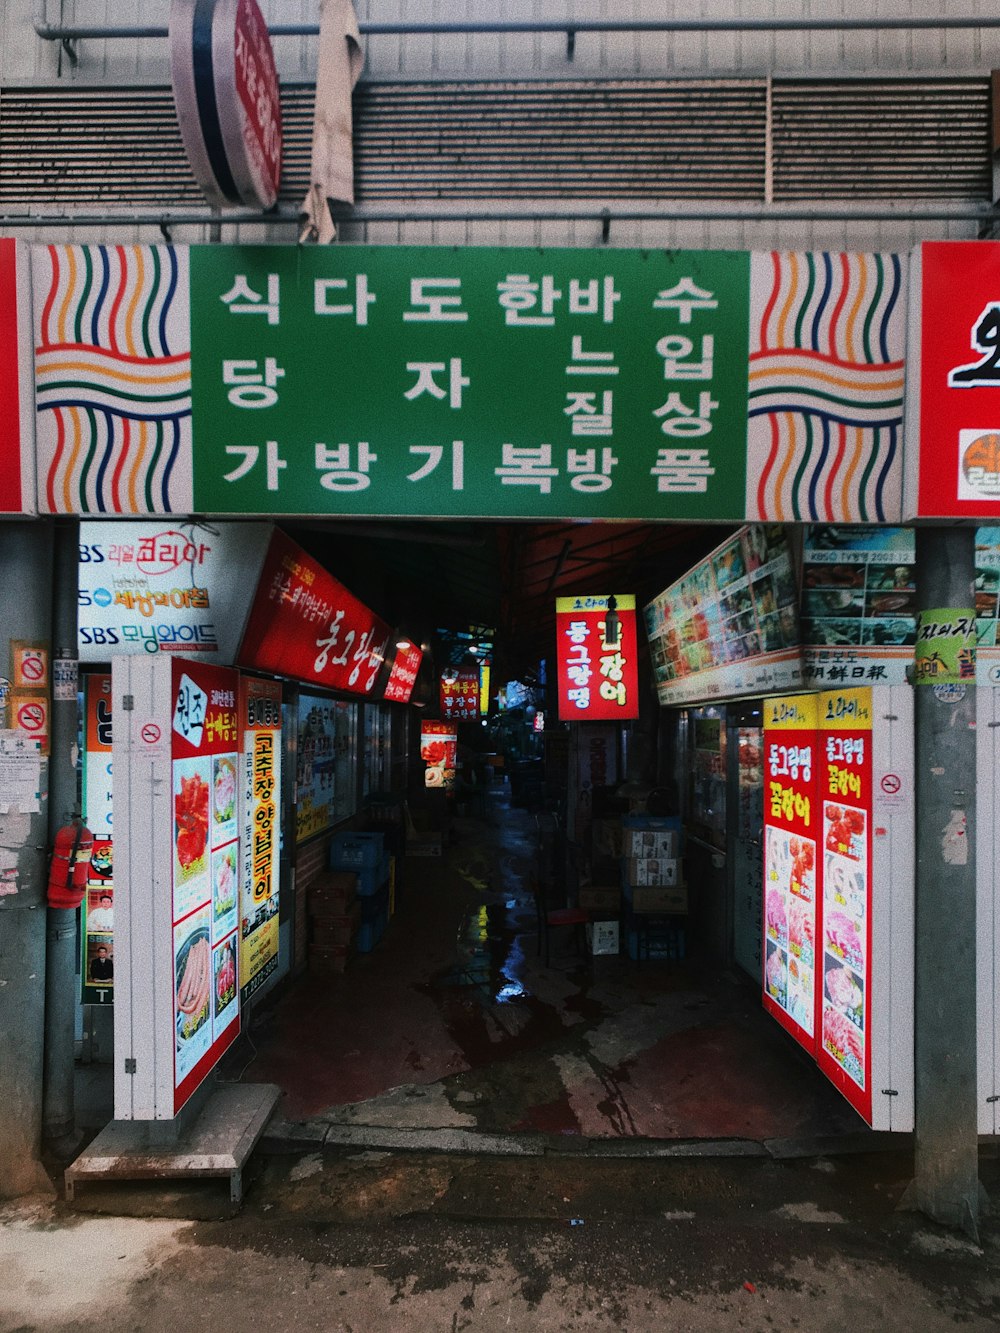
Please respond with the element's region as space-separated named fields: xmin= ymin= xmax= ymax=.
xmin=34 ymin=245 xmax=192 ymax=514
xmin=746 ymin=251 xmax=906 ymax=523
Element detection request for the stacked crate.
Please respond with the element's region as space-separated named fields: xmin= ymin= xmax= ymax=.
xmin=621 ymin=816 xmax=687 ymax=961
xmin=307 ymin=869 xmax=360 ymax=974
xmin=330 ymin=831 xmax=391 ymax=956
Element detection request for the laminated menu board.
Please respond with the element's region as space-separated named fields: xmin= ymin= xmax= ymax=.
xmin=762 ymin=685 xmax=914 ymax=1131
xmin=762 ymin=693 xmax=819 ymax=1051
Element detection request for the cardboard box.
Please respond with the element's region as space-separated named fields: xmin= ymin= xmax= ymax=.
xmin=627 ymin=856 xmax=680 ymax=887
xmin=591 ymin=817 xmax=623 ymax=859
xmin=586 ymin=919 xmax=620 ymax=955
xmin=309 ymin=870 xmax=358 ymax=914
xmin=630 ymin=885 xmax=688 ymax=915
xmin=578 ymin=886 xmax=621 ymax=913
xmin=407 ymin=832 xmax=443 ymax=857
xmin=309 ymin=900 xmax=361 ymax=947
xmin=625 ymin=828 xmax=679 ymax=859
xmin=308 ymin=943 xmax=351 ymax=974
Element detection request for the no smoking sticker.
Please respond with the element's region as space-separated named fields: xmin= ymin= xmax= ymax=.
xmin=141 ymin=723 xmax=162 ymax=745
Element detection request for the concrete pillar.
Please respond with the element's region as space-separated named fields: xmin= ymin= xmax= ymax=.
xmin=908 ymin=526 xmax=981 ymax=1236
xmin=0 ymin=520 xmax=55 ymax=1196
xmin=42 ymin=519 xmax=81 ymax=1145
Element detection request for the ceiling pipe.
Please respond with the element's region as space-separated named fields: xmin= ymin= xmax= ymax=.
xmin=33 ymin=15 xmax=1000 ymax=41
xmin=2 ymin=203 xmax=995 ymax=230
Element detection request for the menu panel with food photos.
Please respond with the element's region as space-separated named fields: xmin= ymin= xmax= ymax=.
xmin=817 ymin=687 xmax=874 ymax=1123
xmin=645 ymin=524 xmax=803 ymax=706
xmin=800 ymin=526 xmax=915 ymax=686
xmin=762 ymin=693 xmax=820 ymax=1052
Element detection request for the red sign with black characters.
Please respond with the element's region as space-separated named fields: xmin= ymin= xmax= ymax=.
xmin=762 ymin=693 xmax=819 ymax=1054
xmin=906 ymin=241 xmax=1000 ymax=518
xmin=555 ymin=595 xmax=639 ymax=722
xmin=238 ymin=528 xmax=390 ymax=696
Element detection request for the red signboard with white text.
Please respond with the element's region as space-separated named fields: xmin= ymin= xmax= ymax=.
xmin=762 ymin=693 xmax=819 ymax=1054
xmin=238 ymin=528 xmax=390 ymax=696
xmin=0 ymin=239 xmax=35 ymax=514
xmin=384 ymin=640 xmax=423 ymax=703
xmin=555 ymin=595 xmax=639 ymax=721
xmin=817 ymin=688 xmax=874 ymax=1125
xmin=905 ymin=241 xmax=1000 ymax=518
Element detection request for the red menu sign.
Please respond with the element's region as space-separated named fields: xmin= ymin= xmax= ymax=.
xmin=440 ymin=666 xmax=480 ymax=720
xmin=384 ymin=640 xmax=423 ymax=703
xmin=0 ymin=239 xmax=33 ymax=514
xmin=238 ymin=528 xmax=390 ymax=696
xmin=817 ymin=687 xmax=873 ymax=1123
xmin=170 ymin=658 xmax=241 ymax=1113
xmin=762 ymin=693 xmax=819 ymax=1052
xmin=906 ymin=241 xmax=1000 ymax=518
xmin=555 ymin=595 xmax=639 ymax=722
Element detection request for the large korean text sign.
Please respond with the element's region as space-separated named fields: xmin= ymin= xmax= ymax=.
xmin=32 ymin=243 xmax=907 ymax=523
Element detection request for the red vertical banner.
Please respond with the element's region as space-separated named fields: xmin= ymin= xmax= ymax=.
xmin=762 ymin=693 xmax=819 ymax=1053
xmin=817 ymin=687 xmax=874 ymax=1123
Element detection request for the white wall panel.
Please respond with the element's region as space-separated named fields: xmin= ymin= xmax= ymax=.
xmin=6 ymin=2 xmax=999 ymax=86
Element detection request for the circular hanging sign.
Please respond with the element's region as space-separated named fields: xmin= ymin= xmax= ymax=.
xmin=170 ymin=0 xmax=283 ymax=210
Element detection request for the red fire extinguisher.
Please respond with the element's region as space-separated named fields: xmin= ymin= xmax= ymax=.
xmin=47 ymin=819 xmax=95 ymax=910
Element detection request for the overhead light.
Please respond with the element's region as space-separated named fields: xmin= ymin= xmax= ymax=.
xmin=441 ymin=666 xmax=459 ymax=686
xmin=396 ymin=639 xmax=411 ymax=651
xmin=604 ymin=594 xmax=620 ymax=648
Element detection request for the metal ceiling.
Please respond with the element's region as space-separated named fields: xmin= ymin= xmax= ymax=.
xmin=287 ymin=518 xmax=724 ymax=683
xmin=0 ymin=75 xmax=990 ymax=208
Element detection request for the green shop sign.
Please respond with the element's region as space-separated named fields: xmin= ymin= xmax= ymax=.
xmin=31 ymin=244 xmax=907 ymax=522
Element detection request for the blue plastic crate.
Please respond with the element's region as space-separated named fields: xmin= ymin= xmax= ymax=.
xmin=329 ymin=831 xmax=384 ymax=871
xmin=360 ymin=882 xmax=390 ymax=922
xmin=356 ymin=909 xmax=388 ymax=954
xmin=348 ymin=852 xmax=389 ymax=897
xmin=626 ymin=923 xmax=686 ymax=963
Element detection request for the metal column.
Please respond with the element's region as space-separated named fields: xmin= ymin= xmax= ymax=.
xmin=42 ymin=519 xmax=81 ymax=1146
xmin=0 ymin=520 xmax=54 ymax=1195
xmin=908 ymin=526 xmax=982 ymax=1236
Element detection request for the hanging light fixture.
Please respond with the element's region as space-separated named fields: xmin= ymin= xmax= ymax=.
xmin=604 ymin=594 xmax=620 ymax=648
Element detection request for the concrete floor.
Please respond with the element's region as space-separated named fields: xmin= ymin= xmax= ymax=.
xmin=239 ymin=787 xmax=866 ymax=1147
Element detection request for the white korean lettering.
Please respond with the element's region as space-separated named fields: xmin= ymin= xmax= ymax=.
xmin=652 ymin=391 xmax=719 ymax=436
xmin=223 ymin=441 xmax=287 ymax=490
xmin=566 ymin=334 xmax=619 ymax=376
xmin=223 ymin=357 xmax=285 ymax=408
xmin=652 ymin=277 xmax=718 ymax=324
xmin=495 ymin=444 xmax=559 ymax=493
xmin=407 ymin=441 xmax=465 ymax=490
xmin=404 ymin=358 xmax=469 ymax=408
xmin=403 ymin=278 xmax=468 ymax=322
xmin=314 ymin=442 xmax=378 ymax=491
xmin=564 ymin=390 xmax=613 ymax=436
xmin=566 ymin=446 xmax=618 ymax=493
xmin=314 ymin=275 xmax=376 ymax=326
xmin=220 ymin=273 xmax=280 ymax=324
xmin=650 ymin=447 xmax=716 ymax=493
xmin=656 ymin=334 xmax=715 ymax=381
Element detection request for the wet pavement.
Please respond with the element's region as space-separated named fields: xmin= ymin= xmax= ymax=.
xmin=237 ymin=787 xmax=866 ymax=1149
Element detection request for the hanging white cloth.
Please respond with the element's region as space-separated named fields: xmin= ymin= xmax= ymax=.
xmin=299 ymin=0 xmax=365 ymax=244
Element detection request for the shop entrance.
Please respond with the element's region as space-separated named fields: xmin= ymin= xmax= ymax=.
xmin=225 ymin=516 xmax=870 ymax=1146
